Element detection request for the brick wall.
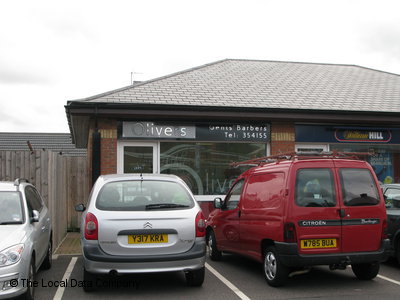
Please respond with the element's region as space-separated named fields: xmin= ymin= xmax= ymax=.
xmin=99 ymin=120 xmax=118 ymax=175
xmin=270 ymin=122 xmax=295 ymax=155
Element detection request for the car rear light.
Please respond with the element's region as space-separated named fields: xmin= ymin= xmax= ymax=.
xmin=382 ymin=218 xmax=388 ymax=240
xmin=284 ymin=222 xmax=297 ymax=243
xmin=85 ymin=213 xmax=98 ymax=240
xmin=195 ymin=211 xmax=206 ymax=237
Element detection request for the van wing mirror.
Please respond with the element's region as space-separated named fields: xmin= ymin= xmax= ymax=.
xmin=75 ymin=203 xmax=86 ymax=212
xmin=214 ymin=197 xmax=223 ymax=209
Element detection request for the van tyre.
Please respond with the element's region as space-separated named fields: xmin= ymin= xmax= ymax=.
xmin=351 ymin=262 xmax=380 ymax=280
xmin=83 ymin=268 xmax=97 ymax=292
xmin=263 ymin=246 xmax=289 ymax=287
xmin=208 ymin=230 xmax=222 ymax=261
xmin=185 ymin=266 xmax=205 ymax=287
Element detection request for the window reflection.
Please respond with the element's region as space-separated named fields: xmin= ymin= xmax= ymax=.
xmin=160 ymin=142 xmax=266 ymax=195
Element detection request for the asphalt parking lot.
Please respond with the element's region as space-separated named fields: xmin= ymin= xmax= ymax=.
xmin=34 ymin=251 xmax=400 ymax=300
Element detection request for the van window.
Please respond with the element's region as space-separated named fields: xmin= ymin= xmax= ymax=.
xmin=223 ymin=179 xmax=244 ymax=210
xmin=340 ymin=169 xmax=379 ymax=206
xmin=243 ymin=173 xmax=284 ymax=209
xmin=295 ymin=169 xmax=336 ymax=207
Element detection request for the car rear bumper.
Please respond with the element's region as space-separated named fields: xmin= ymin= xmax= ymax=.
xmin=275 ymin=239 xmax=391 ymax=267
xmin=82 ymin=239 xmax=206 ymax=274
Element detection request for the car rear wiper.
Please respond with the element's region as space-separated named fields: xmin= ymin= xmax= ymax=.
xmin=145 ymin=203 xmax=190 ymax=210
xmin=0 ymin=221 xmax=23 ymax=225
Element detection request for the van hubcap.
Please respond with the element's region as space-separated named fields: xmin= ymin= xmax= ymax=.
xmin=264 ymin=252 xmax=277 ymax=280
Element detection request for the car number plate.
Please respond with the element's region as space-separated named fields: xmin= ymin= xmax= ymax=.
xmin=128 ymin=234 xmax=168 ymax=244
xmin=300 ymin=238 xmax=336 ymax=249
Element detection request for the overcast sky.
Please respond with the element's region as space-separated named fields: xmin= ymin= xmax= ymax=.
xmin=1 ymin=0 xmax=400 ymax=133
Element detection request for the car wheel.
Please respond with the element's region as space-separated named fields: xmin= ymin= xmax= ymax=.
xmin=83 ymin=268 xmax=97 ymax=292
xmin=185 ymin=266 xmax=205 ymax=287
xmin=351 ymin=262 xmax=380 ymax=280
xmin=207 ymin=230 xmax=222 ymax=261
xmin=263 ymin=246 xmax=289 ymax=287
xmin=41 ymin=238 xmax=52 ymax=270
xmin=22 ymin=258 xmax=35 ymax=300
xmin=396 ymin=239 xmax=400 ymax=265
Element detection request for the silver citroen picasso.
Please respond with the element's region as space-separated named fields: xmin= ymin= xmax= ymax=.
xmin=0 ymin=179 xmax=52 ymax=300
xmin=75 ymin=174 xmax=206 ymax=292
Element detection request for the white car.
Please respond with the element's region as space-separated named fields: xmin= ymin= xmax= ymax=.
xmin=75 ymin=174 xmax=206 ymax=292
xmin=0 ymin=179 xmax=52 ymax=300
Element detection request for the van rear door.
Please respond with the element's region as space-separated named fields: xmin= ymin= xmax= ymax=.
xmin=291 ymin=161 xmax=342 ymax=254
xmin=335 ymin=161 xmax=385 ymax=253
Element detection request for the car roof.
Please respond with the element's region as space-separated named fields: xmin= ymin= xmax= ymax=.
xmin=0 ymin=181 xmax=19 ymax=191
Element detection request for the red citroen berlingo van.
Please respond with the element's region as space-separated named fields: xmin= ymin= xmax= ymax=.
xmin=206 ymin=152 xmax=390 ymax=286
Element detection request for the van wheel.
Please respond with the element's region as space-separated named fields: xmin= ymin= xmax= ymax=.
xmin=185 ymin=266 xmax=205 ymax=287
xmin=351 ymin=262 xmax=380 ymax=280
xmin=263 ymin=246 xmax=289 ymax=287
xmin=208 ymin=231 xmax=222 ymax=261
xmin=83 ymin=268 xmax=97 ymax=292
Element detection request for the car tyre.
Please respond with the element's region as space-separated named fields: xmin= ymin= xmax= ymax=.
xmin=263 ymin=246 xmax=289 ymax=287
xmin=41 ymin=238 xmax=52 ymax=270
xmin=185 ymin=266 xmax=205 ymax=287
xmin=83 ymin=268 xmax=97 ymax=292
xmin=207 ymin=230 xmax=222 ymax=261
xmin=351 ymin=262 xmax=380 ymax=280
xmin=396 ymin=239 xmax=400 ymax=265
xmin=21 ymin=257 xmax=35 ymax=300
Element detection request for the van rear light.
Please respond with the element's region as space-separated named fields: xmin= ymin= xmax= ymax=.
xmin=195 ymin=211 xmax=206 ymax=237
xmin=284 ymin=222 xmax=297 ymax=243
xmin=85 ymin=213 xmax=98 ymax=240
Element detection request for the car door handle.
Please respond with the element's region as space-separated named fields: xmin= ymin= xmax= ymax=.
xmin=41 ymin=226 xmax=46 ymax=232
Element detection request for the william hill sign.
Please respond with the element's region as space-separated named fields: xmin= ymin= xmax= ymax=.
xmin=335 ymin=129 xmax=392 ymax=143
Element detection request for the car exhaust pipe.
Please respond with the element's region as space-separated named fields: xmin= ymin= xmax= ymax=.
xmin=109 ymin=270 xmax=118 ymax=276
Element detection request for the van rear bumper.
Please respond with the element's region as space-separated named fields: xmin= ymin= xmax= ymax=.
xmin=275 ymin=239 xmax=391 ymax=267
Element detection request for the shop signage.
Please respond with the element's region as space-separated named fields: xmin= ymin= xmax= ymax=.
xmin=122 ymin=122 xmax=196 ymax=139
xmin=334 ymin=129 xmax=392 ymax=143
xmin=296 ymin=125 xmax=399 ymax=144
xmin=122 ymin=122 xmax=270 ymax=142
xmin=196 ymin=124 xmax=269 ymax=142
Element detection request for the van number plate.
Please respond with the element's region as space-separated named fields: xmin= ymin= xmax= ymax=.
xmin=301 ymin=239 xmax=336 ymax=249
xmin=128 ymin=234 xmax=168 ymax=244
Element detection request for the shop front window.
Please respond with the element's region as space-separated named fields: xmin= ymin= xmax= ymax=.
xmin=160 ymin=142 xmax=266 ymax=195
xmin=330 ymin=144 xmax=400 ymax=184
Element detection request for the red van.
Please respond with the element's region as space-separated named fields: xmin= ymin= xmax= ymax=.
xmin=206 ymin=153 xmax=390 ymax=286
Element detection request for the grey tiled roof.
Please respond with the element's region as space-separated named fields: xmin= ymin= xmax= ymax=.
xmin=0 ymin=133 xmax=86 ymax=156
xmin=73 ymin=59 xmax=400 ymax=113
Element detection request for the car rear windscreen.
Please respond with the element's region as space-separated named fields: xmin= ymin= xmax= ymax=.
xmin=96 ymin=180 xmax=195 ymax=211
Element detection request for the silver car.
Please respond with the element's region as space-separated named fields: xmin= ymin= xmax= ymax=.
xmin=0 ymin=179 xmax=52 ymax=300
xmin=75 ymin=174 xmax=206 ymax=292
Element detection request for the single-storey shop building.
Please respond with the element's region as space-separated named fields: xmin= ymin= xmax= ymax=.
xmin=65 ymin=59 xmax=400 ymax=213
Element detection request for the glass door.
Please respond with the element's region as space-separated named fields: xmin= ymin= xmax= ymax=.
xmin=117 ymin=142 xmax=159 ymax=174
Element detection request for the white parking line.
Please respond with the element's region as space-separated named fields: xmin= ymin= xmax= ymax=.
xmin=53 ymin=256 xmax=78 ymax=300
xmin=378 ymin=274 xmax=400 ymax=286
xmin=205 ymin=263 xmax=251 ymax=300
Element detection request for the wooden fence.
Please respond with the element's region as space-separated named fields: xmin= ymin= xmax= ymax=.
xmin=0 ymin=150 xmax=89 ymax=249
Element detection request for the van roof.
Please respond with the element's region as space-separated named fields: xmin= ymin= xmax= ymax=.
xmin=231 ymin=151 xmax=371 ymax=168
